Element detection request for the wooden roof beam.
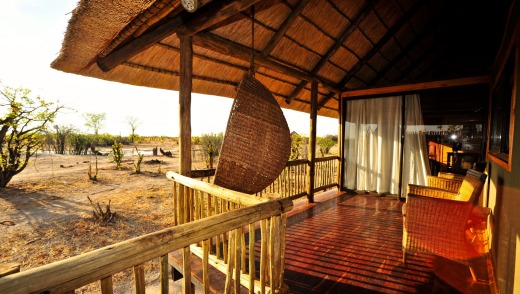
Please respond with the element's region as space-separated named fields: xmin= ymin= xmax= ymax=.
xmin=262 ymin=0 xmax=310 ymax=56
xmin=285 ymin=0 xmax=377 ymax=104
xmin=317 ymin=92 xmax=336 ymax=110
xmin=192 ymin=32 xmax=341 ymax=93
xmin=342 ymin=76 xmax=490 ymax=99
xmin=340 ymin=0 xmax=425 ymax=90
xmin=97 ymin=0 xmax=263 ymax=72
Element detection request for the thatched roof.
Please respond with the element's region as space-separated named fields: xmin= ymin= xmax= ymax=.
xmin=52 ymin=0 xmax=511 ymax=118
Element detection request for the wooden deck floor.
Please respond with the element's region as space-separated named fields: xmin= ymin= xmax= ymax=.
xmin=283 ymin=191 xmax=496 ymax=294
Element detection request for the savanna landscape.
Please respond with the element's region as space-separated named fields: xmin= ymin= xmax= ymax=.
xmin=0 ymin=140 xmax=201 ymax=292
xmin=0 ymin=84 xmax=337 ymax=293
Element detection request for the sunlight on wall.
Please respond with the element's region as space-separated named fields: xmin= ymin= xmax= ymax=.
xmin=515 ymin=234 xmax=520 ymax=294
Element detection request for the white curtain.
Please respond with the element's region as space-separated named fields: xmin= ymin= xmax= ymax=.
xmin=343 ymin=95 xmax=429 ymax=196
xmin=401 ymin=95 xmax=430 ymax=198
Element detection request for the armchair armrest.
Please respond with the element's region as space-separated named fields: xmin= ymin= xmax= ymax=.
xmin=408 ymin=184 xmax=458 ymax=200
xmin=427 ymin=176 xmax=462 ymax=191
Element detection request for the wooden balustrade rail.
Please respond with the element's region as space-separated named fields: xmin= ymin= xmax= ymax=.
xmin=258 ymin=156 xmax=339 ymax=199
xmin=190 ymin=156 xmax=339 ymax=200
xmin=167 ymin=171 xmax=292 ymax=293
xmin=0 ymin=198 xmax=292 ymax=294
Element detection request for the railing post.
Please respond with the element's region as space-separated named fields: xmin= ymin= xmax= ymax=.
xmin=133 ymin=264 xmax=145 ymax=294
xmin=100 ymin=276 xmax=114 ymax=294
xmin=160 ymin=255 xmax=169 ymax=294
xmin=307 ymin=81 xmax=318 ymax=203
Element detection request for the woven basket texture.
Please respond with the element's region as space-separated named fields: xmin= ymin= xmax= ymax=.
xmin=426 ymin=176 xmax=462 ymax=192
xmin=214 ymin=74 xmax=291 ymax=194
xmin=438 ymin=172 xmax=465 ymax=181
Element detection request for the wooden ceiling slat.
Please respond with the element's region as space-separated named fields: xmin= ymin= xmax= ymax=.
xmin=369 ymin=22 xmax=434 ymax=86
xmin=262 ymin=0 xmax=310 ymax=55
xmin=339 ymin=0 xmax=425 ymax=90
xmin=123 ymin=61 xmax=238 ymax=86
xmin=284 ymin=0 xmax=377 ymax=104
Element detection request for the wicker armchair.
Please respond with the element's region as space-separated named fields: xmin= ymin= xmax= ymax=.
xmin=402 ymin=169 xmax=487 ymax=281
xmin=426 ymin=174 xmax=462 ymax=192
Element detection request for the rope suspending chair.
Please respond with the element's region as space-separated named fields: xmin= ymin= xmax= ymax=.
xmin=213 ymin=6 xmax=291 ymax=194
xmin=402 ymin=169 xmax=488 ymax=281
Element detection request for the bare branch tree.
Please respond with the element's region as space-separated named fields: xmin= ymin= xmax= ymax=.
xmin=126 ymin=116 xmax=140 ymax=143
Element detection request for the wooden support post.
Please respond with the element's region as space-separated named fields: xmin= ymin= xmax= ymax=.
xmin=307 ymin=82 xmax=318 ymax=203
xmin=179 ymin=34 xmax=193 ymax=177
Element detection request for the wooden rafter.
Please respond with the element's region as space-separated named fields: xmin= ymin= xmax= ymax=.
xmin=123 ymin=62 xmax=238 ymax=86
xmin=397 ymin=40 xmax=445 ymax=83
xmin=97 ymin=0 xmax=263 ymax=71
xmin=157 ymin=42 xmax=300 ymax=86
xmin=339 ymin=0 xmax=425 ymax=90
xmin=342 ymin=76 xmax=491 ymax=99
xmin=368 ymin=23 xmax=436 ymax=86
xmin=285 ymin=0 xmax=377 ymax=104
xmin=262 ymin=0 xmax=310 ymax=56
xmin=317 ymin=92 xmax=336 ymax=110
xmin=192 ymin=32 xmax=341 ymax=93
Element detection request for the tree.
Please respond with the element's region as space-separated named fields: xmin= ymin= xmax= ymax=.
xmin=200 ymin=132 xmax=223 ymax=168
xmin=51 ymin=124 xmax=76 ymax=154
xmin=126 ymin=116 xmax=140 ymax=143
xmin=289 ymin=132 xmax=306 ymax=160
xmin=0 ymin=85 xmax=62 ymax=188
xmin=317 ymin=136 xmax=336 ymax=157
xmin=83 ymin=112 xmax=106 ymax=135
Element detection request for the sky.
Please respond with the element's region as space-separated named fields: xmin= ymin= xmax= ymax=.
xmin=0 ymin=1 xmax=338 ymax=137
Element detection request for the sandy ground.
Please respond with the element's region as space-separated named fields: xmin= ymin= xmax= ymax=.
xmin=0 ymin=144 xmax=207 ymax=293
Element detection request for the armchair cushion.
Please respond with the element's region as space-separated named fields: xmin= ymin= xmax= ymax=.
xmin=426 ymin=175 xmax=462 ymax=191
xmin=407 ymin=184 xmax=458 ymax=200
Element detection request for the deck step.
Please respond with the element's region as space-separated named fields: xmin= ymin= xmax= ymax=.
xmin=168 ymin=250 xmax=249 ymax=294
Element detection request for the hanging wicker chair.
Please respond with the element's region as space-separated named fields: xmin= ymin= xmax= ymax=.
xmin=214 ymin=73 xmax=291 ymax=194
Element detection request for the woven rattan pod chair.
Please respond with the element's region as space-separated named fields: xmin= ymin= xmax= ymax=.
xmin=214 ymin=74 xmax=291 ymax=194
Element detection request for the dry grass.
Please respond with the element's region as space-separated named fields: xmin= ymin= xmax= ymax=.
xmin=0 ymin=143 xmax=209 ymax=292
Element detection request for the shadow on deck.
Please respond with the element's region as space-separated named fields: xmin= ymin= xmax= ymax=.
xmin=284 ymin=191 xmax=496 ymax=293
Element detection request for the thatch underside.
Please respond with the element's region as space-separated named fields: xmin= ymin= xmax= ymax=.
xmin=52 ymin=0 xmax=509 ymax=119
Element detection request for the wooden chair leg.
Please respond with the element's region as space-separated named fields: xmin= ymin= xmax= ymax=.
xmin=469 ymin=266 xmax=477 ymax=281
xmin=402 ymin=251 xmax=407 ymax=263
xmin=469 ymin=259 xmax=491 ymax=284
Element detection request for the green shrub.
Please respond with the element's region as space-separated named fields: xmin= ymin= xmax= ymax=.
xmin=110 ymin=141 xmax=124 ymax=170
xmin=133 ymin=147 xmax=144 ymax=174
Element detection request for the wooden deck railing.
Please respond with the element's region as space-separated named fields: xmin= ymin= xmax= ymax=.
xmin=0 ymin=175 xmax=292 ymax=294
xmin=257 ymin=156 xmax=339 ymax=199
xmin=167 ymin=171 xmax=292 ymax=293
